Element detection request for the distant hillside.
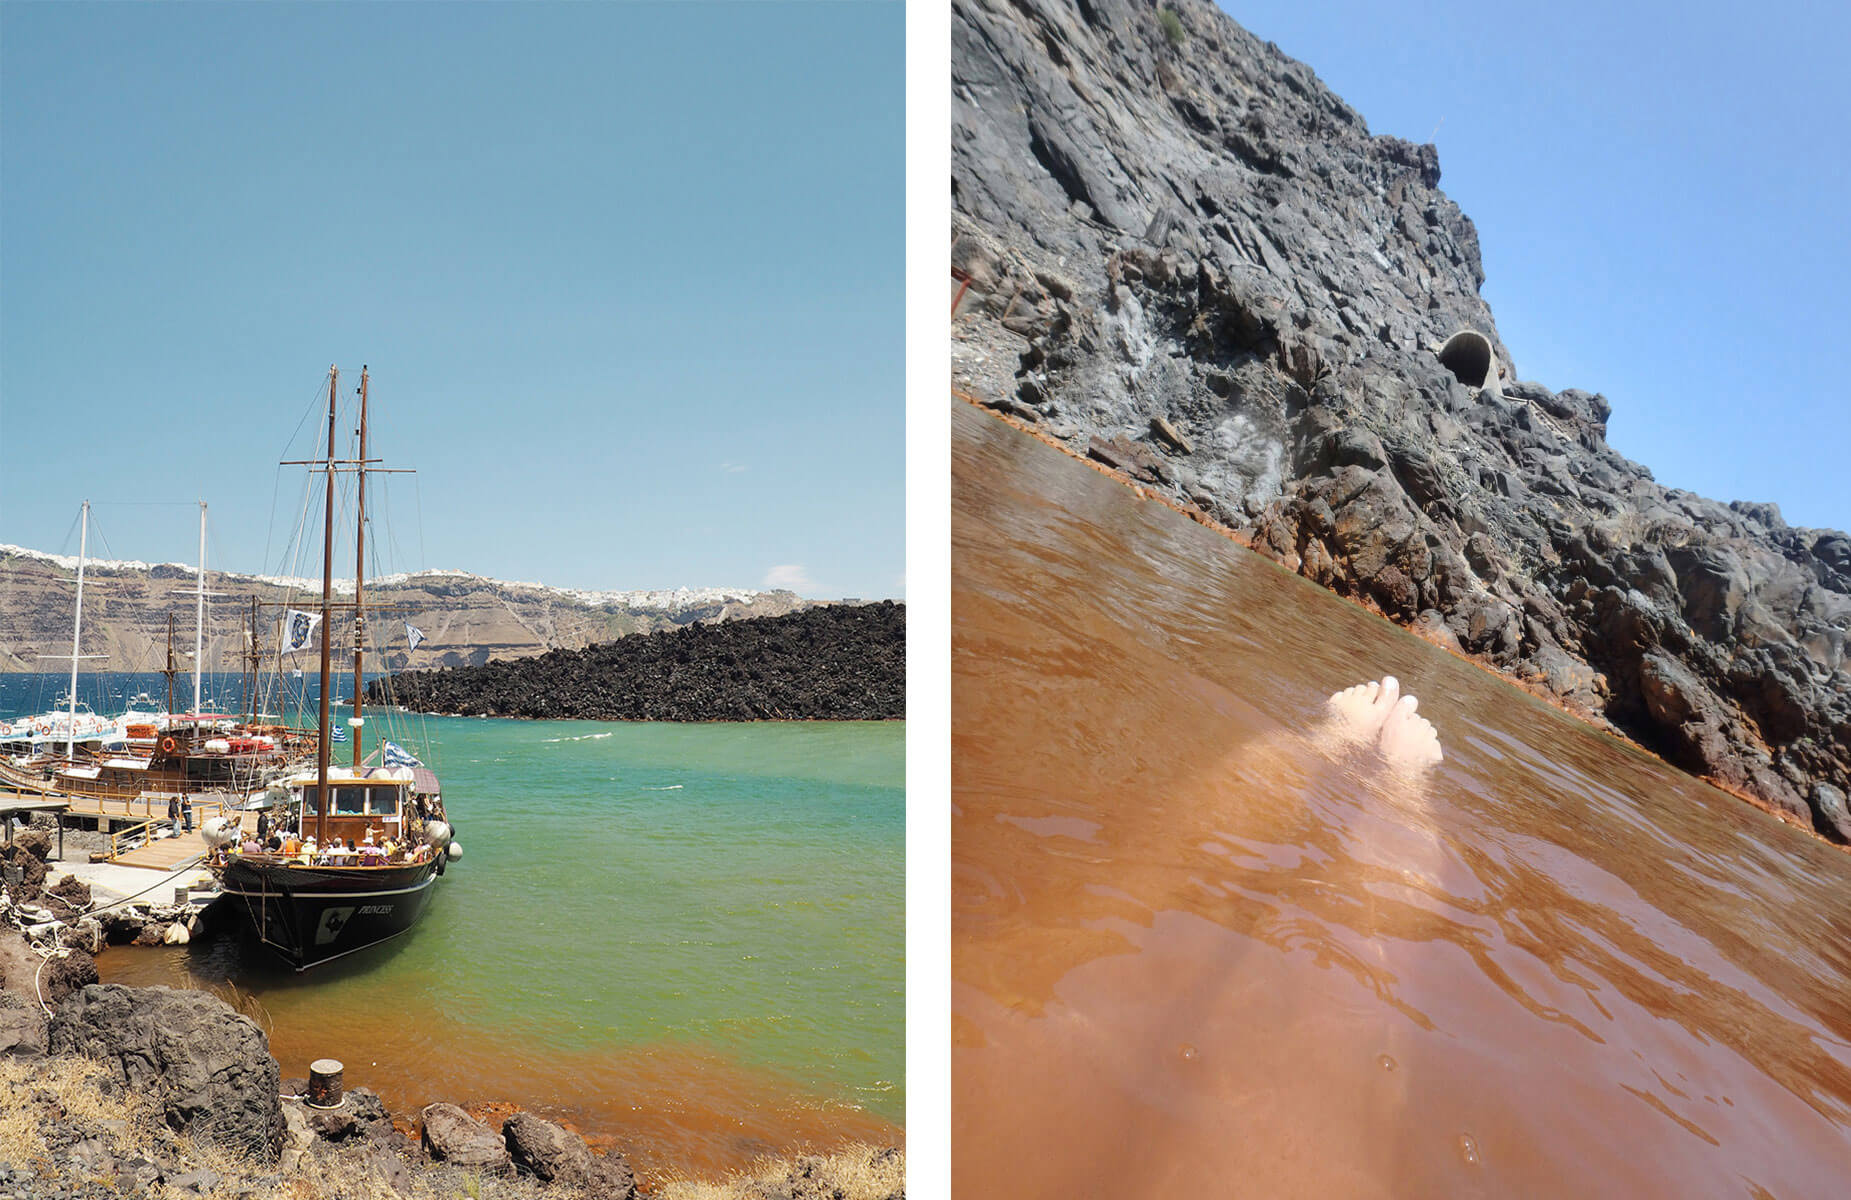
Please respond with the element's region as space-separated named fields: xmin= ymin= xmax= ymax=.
xmin=366 ymin=602 xmax=905 ymax=721
xmin=0 ymin=544 xmax=811 ymax=673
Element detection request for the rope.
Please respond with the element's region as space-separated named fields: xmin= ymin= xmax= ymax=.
xmin=76 ymin=854 xmax=208 ymax=915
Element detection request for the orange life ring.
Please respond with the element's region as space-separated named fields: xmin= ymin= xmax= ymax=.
xmin=159 ymin=736 xmax=178 ymax=755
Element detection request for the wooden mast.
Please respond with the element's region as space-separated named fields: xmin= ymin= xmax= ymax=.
xmin=163 ymin=614 xmax=177 ymax=719
xmin=315 ymin=365 xmax=337 ymax=847
xmin=352 ymin=366 xmax=368 ymax=772
xmin=244 ymin=597 xmax=263 ymax=725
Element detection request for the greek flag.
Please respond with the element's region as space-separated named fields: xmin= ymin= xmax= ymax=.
xmin=381 ymin=740 xmax=422 ymax=768
xmin=330 ymin=725 xmax=348 ymax=743
xmin=405 ymin=623 xmax=426 ymax=653
xmin=281 ymin=609 xmax=322 ymax=654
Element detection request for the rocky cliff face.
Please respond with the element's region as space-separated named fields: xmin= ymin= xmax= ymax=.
xmin=952 ymin=0 xmax=1851 ymax=835
xmin=0 ymin=546 xmax=811 ymax=675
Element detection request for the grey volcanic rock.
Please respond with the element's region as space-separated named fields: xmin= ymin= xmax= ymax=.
xmin=0 ymin=990 xmax=47 ymax=1058
xmin=953 ymin=0 xmax=1851 ymax=831
xmin=419 ymin=1102 xmax=510 ymax=1170
xmin=503 ymin=1111 xmax=639 ymax=1196
xmin=49 ymin=984 xmax=283 ymax=1157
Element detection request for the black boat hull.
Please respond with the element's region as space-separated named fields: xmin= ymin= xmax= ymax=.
xmin=212 ymin=857 xmax=442 ymax=970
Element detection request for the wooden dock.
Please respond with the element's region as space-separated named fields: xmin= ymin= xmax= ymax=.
xmin=3 ymin=786 xmax=239 ymax=870
xmin=111 ymin=834 xmax=209 ymax=872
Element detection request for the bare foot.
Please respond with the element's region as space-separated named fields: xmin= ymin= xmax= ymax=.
xmin=1325 ymin=679 xmax=1382 ymax=732
xmin=1362 ymin=675 xmax=1402 ymax=734
xmin=1377 ymin=694 xmax=1444 ymax=769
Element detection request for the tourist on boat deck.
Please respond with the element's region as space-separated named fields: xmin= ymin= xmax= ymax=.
xmin=265 ymin=832 xmax=284 ymax=853
xmin=359 ymin=840 xmax=385 ymax=865
xmin=299 ymin=839 xmax=317 ymax=865
xmin=240 ymin=836 xmax=263 ymax=856
xmin=256 ymin=811 xmax=271 ymax=842
xmin=282 ymin=833 xmax=301 ymax=857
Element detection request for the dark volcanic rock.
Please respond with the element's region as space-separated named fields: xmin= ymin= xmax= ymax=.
xmin=503 ymin=1111 xmax=639 ymax=1196
xmin=370 ymin=601 xmax=904 ymax=722
xmin=952 ymin=0 xmax=1850 ymax=832
xmin=420 ymin=1102 xmax=510 ymax=1170
xmin=0 ymin=989 xmax=48 ymax=1058
xmin=49 ymin=984 xmax=283 ymax=1157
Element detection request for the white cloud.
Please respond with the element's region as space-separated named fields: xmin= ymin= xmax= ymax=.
xmin=762 ymin=564 xmax=818 ymax=593
xmin=720 ymin=462 xmax=747 ymax=474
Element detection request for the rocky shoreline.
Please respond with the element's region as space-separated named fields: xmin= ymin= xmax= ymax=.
xmin=367 ymin=603 xmax=905 ymax=722
xmin=952 ymin=0 xmax=1849 ymax=837
xmin=0 ymin=823 xmax=903 ymax=1200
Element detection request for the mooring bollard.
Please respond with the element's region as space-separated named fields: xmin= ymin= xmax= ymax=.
xmin=307 ymin=1058 xmax=345 ymax=1108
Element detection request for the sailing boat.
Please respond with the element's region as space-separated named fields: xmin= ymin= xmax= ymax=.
xmin=207 ymin=364 xmax=458 ymax=970
xmin=0 ymin=507 xmax=313 ymax=803
xmin=0 ymin=502 xmax=127 ymax=759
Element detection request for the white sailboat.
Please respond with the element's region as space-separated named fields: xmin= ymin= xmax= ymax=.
xmin=0 ymin=501 xmax=126 ymax=757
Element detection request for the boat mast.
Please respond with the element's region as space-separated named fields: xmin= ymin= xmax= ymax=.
xmin=244 ymin=597 xmax=263 ymax=724
xmin=315 ymin=366 xmax=338 ymax=846
xmin=194 ymin=501 xmax=207 ymax=715
xmin=66 ymin=500 xmax=90 ymax=758
xmin=352 ymin=365 xmax=367 ymax=772
xmin=163 ymin=614 xmax=177 ymax=719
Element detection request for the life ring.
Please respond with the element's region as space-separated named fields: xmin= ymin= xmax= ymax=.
xmin=159 ymin=736 xmax=178 ymax=755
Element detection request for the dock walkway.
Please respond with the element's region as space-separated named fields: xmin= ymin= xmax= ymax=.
xmin=4 ymin=787 xmax=239 ymax=870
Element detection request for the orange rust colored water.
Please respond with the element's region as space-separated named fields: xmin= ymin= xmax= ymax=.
xmin=952 ymin=402 xmax=1851 ymax=1198
xmin=98 ymin=948 xmax=898 ymax=1183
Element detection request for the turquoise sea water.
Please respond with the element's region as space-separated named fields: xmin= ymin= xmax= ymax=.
xmin=2 ymin=673 xmax=903 ymax=1176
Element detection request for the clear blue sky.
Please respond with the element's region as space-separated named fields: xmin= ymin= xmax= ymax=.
xmin=1227 ymin=0 xmax=1848 ymax=534
xmin=1 ymin=0 xmax=903 ymax=600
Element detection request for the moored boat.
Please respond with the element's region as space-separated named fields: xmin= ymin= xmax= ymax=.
xmin=205 ymin=364 xmax=458 ymax=970
xmin=211 ymin=761 xmax=452 ymax=969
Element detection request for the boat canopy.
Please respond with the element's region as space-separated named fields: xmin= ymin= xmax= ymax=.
xmin=284 ymin=764 xmax=415 ymax=786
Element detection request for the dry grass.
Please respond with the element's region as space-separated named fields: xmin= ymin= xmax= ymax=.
xmin=0 ymin=1053 xmax=166 ymax=1184
xmin=4 ymin=1054 xmax=890 ymax=1200
xmin=658 ymin=1144 xmax=905 ymax=1200
xmin=207 ymin=978 xmax=275 ymax=1033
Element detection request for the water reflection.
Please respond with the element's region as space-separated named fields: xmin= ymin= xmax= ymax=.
xmin=953 ymin=403 xmax=1851 ymax=1198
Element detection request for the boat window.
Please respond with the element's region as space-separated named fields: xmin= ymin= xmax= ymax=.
xmin=367 ymin=788 xmax=400 ymax=816
xmin=333 ymin=786 xmax=369 ymax=815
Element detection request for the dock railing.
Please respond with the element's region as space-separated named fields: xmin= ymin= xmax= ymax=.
xmin=108 ymin=819 xmax=158 ymax=860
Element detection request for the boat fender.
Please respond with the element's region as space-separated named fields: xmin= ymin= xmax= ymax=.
xmin=160 ymin=737 xmax=178 ymax=755
xmin=425 ymin=820 xmax=452 ymax=849
xmin=446 ymin=841 xmax=462 ymax=861
xmin=200 ymin=816 xmax=240 ymax=849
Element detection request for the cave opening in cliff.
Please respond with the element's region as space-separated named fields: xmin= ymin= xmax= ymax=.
xmin=1438 ymin=329 xmax=1496 ymax=393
